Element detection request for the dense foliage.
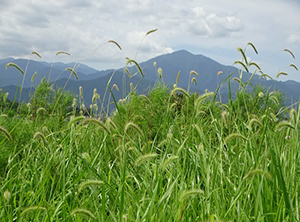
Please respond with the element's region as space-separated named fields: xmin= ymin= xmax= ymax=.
xmin=0 ymin=43 xmax=299 ymax=221
xmin=0 ymin=75 xmax=299 ymax=221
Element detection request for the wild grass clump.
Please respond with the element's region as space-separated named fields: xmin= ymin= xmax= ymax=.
xmin=0 ymin=43 xmax=299 ymax=221
xmin=112 ymin=82 xmax=171 ymax=142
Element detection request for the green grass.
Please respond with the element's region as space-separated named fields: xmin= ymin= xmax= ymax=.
xmin=0 ymin=44 xmax=299 ymax=221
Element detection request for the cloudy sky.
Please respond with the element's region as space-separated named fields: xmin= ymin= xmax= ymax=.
xmin=1 ymin=0 xmax=300 ymax=81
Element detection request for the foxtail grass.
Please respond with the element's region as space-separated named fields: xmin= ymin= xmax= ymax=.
xmin=83 ymin=118 xmax=111 ymax=134
xmin=135 ymin=153 xmax=158 ymax=166
xmin=0 ymin=125 xmax=12 ymax=141
xmin=71 ymin=208 xmax=96 ymax=220
xmin=78 ymin=179 xmax=104 ymax=192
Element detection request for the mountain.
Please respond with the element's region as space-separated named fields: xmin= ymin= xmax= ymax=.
xmin=1 ymin=50 xmax=300 ymax=107
xmin=124 ymin=50 xmax=300 ymax=102
xmin=3 ymin=71 xmax=155 ymax=112
xmin=129 ymin=50 xmax=237 ymax=90
xmin=0 ymin=58 xmax=112 ymax=88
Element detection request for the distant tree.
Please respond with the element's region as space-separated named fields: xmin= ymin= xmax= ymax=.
xmin=30 ymin=78 xmax=75 ymax=124
xmin=0 ymin=89 xmax=14 ymax=115
xmin=231 ymin=85 xmax=285 ymax=122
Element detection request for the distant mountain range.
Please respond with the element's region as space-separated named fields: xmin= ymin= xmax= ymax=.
xmin=1 ymin=50 xmax=299 ymax=108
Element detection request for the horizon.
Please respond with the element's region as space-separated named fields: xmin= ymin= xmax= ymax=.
xmin=2 ymin=49 xmax=300 ymax=84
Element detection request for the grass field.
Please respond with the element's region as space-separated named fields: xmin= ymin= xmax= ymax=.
xmin=0 ymin=44 xmax=299 ymax=221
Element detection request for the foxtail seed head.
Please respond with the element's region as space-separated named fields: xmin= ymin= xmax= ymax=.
xmin=158 ymin=67 xmax=162 ymax=78
xmin=3 ymin=190 xmax=11 ymax=201
xmin=130 ymin=83 xmax=134 ymax=91
xmin=3 ymin=92 xmax=9 ymax=103
xmin=0 ymin=125 xmax=12 ymax=141
xmin=79 ymin=86 xmax=83 ymax=98
xmin=113 ymin=84 xmax=119 ymax=92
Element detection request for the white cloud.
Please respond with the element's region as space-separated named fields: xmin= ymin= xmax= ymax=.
xmin=186 ymin=6 xmax=243 ymax=38
xmin=188 ymin=18 xmax=210 ymax=36
xmin=125 ymin=30 xmax=174 ymax=61
xmin=287 ymin=33 xmax=300 ymax=44
xmin=206 ymin=13 xmax=242 ymax=37
xmin=0 ymin=0 xmax=299 ymax=81
xmin=193 ymin=7 xmax=206 ymax=17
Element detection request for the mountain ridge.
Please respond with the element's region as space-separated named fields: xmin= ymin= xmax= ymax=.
xmin=1 ymin=50 xmax=299 ymax=106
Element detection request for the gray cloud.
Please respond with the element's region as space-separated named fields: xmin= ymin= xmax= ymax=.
xmin=0 ymin=0 xmax=299 ymax=81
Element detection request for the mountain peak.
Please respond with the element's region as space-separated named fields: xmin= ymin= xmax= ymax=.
xmin=1 ymin=50 xmax=300 ymax=105
xmin=171 ymin=49 xmax=194 ymax=56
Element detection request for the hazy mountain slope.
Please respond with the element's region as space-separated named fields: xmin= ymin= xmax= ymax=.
xmin=1 ymin=50 xmax=299 ymax=106
xmin=126 ymin=50 xmax=300 ymax=102
xmin=3 ymin=70 xmax=154 ymax=111
xmin=0 ymin=59 xmax=101 ymax=87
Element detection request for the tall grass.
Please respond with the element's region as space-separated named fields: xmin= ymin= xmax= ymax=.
xmin=0 ymin=43 xmax=299 ymax=221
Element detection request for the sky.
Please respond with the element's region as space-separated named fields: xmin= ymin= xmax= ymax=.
xmin=0 ymin=0 xmax=300 ymax=82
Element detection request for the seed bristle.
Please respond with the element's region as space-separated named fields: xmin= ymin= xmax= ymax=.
xmin=225 ymin=133 xmax=248 ymax=143
xmin=170 ymin=87 xmax=190 ymax=99
xmin=78 ymin=179 xmax=103 ymax=192
xmin=248 ymin=118 xmax=263 ymax=129
xmin=162 ymin=155 xmax=179 ymax=170
xmin=113 ymin=84 xmax=119 ymax=92
xmin=284 ymin=49 xmax=295 ymax=59
xmin=276 ymin=71 xmax=288 ymax=79
xmin=5 ymin=62 xmax=24 ymax=75
xmin=158 ymin=67 xmax=163 ymax=78
xmin=83 ymin=118 xmax=111 ymax=134
xmin=65 ymin=67 xmax=78 ymax=80
xmin=33 ymin=131 xmax=47 ymax=146
xmin=135 ymin=153 xmax=158 ymax=166
xmin=0 ymin=125 xmax=13 ymax=141
xmin=289 ymin=63 xmax=298 ymax=71
xmin=275 ymin=120 xmax=295 ymax=132
xmin=179 ymin=189 xmax=204 ymax=202
xmin=31 ymin=71 xmax=38 ymax=82
xmin=217 ymin=71 xmax=223 ymax=76
xmin=176 ymin=71 xmax=181 ymax=84
xmin=20 ymin=206 xmax=46 ymax=219
xmin=125 ymin=122 xmax=144 ymax=138
xmin=233 ymin=61 xmax=249 ymax=73
xmin=68 ymin=116 xmax=85 ymax=128
xmin=249 ymin=62 xmax=261 ymax=70
xmin=190 ymin=70 xmax=199 ymax=77
xmin=243 ymin=169 xmax=272 ymax=180
xmin=247 ymin=42 xmax=258 ymax=54
xmin=191 ymin=77 xmax=197 ymax=85
xmin=237 ymin=47 xmax=248 ymax=65
xmin=126 ymin=59 xmax=144 ymax=77
xmin=31 ymin=51 xmax=42 ymax=58
xmin=108 ymin=40 xmax=122 ymax=50
xmin=56 ymin=51 xmax=70 ymax=56
xmin=146 ymin=28 xmax=158 ymax=36
xmin=71 ymin=208 xmax=96 ymax=219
